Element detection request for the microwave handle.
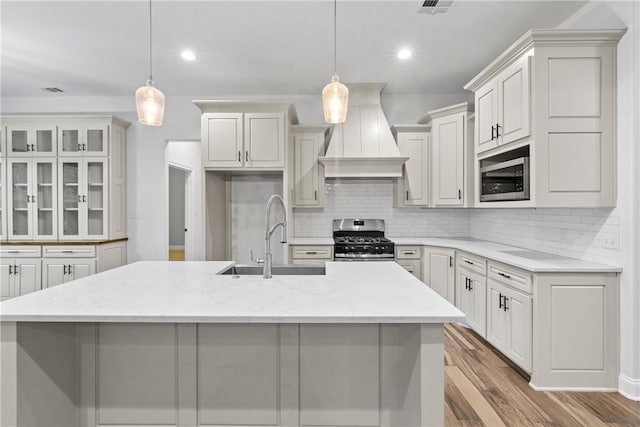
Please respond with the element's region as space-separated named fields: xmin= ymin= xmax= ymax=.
xmin=479 ymin=157 xmax=528 ymax=174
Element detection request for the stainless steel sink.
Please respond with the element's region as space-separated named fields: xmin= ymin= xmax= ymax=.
xmin=220 ymin=264 xmax=326 ymax=276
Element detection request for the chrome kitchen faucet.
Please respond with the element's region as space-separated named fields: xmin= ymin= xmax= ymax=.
xmin=263 ymin=195 xmax=287 ymax=278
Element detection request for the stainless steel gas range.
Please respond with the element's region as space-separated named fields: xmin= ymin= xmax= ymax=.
xmin=332 ymin=219 xmax=395 ymax=261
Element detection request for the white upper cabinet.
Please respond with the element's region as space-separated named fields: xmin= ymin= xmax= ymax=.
xmin=475 ymin=55 xmax=531 ymax=155
xmin=7 ymin=158 xmax=57 ymax=240
xmin=6 ymin=125 xmax=57 ymax=157
xmin=0 ymin=158 xmax=6 ymax=240
xmin=392 ymin=125 xmax=430 ymax=207
xmin=291 ymin=125 xmax=328 ymax=208
xmin=195 ymin=102 xmax=297 ymax=171
xmin=466 ymin=30 xmax=625 ymax=208
xmin=429 ymin=102 xmax=474 ymax=207
xmin=58 ymin=123 xmax=109 ymax=156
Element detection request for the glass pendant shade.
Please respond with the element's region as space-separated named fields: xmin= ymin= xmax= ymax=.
xmin=135 ymin=81 xmax=165 ymax=126
xmin=322 ymin=73 xmax=349 ymax=124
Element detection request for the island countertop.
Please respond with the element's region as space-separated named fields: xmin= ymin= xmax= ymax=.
xmin=0 ymin=261 xmax=465 ymax=324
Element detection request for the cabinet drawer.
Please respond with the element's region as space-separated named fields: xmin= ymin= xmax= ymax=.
xmin=395 ymin=246 xmax=421 ymax=259
xmin=0 ymin=245 xmax=42 ymax=258
xmin=397 ymin=260 xmax=422 ymax=280
xmin=457 ymin=252 xmax=487 ymax=276
xmin=488 ymin=261 xmax=532 ymax=294
xmin=290 ymin=246 xmax=333 ymax=259
xmin=43 ymin=245 xmax=96 ymax=258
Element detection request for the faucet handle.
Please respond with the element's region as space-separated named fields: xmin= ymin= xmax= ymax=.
xmin=250 ymin=248 xmax=265 ymax=265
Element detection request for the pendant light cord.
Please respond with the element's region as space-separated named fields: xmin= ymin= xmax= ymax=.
xmin=149 ymin=0 xmax=153 ymax=82
xmin=333 ymin=0 xmax=337 ymax=75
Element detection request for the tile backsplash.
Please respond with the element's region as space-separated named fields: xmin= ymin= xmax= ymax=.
xmin=293 ymin=178 xmax=470 ymax=237
xmin=292 ymin=178 xmax=621 ymax=265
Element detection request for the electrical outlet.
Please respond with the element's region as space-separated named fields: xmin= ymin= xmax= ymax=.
xmin=603 ymin=233 xmax=619 ymax=249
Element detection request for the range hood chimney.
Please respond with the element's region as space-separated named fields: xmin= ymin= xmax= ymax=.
xmin=318 ymin=83 xmax=408 ymax=178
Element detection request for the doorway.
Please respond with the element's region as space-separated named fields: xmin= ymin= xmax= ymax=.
xmin=168 ymin=165 xmax=188 ymax=261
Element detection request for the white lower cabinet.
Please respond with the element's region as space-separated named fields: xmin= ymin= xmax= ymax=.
xmin=486 ymin=278 xmax=532 ymax=373
xmin=289 ymin=244 xmax=333 ymax=266
xmin=0 ymin=258 xmax=41 ymax=300
xmin=395 ymin=245 xmax=422 ymax=280
xmin=42 ymin=258 xmax=96 ymax=288
xmin=422 ymin=246 xmax=455 ymax=303
xmin=457 ymin=270 xmax=487 ymax=338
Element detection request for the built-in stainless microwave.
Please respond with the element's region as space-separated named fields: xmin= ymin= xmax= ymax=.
xmin=480 ymin=157 xmax=529 ymax=202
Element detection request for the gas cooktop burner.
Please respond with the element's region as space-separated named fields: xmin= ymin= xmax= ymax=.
xmin=334 ymin=236 xmax=393 ymax=245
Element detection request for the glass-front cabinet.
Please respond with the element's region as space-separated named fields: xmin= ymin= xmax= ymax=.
xmin=0 ymin=158 xmax=6 ymax=240
xmin=58 ymin=158 xmax=108 ymax=239
xmin=7 ymin=158 xmax=57 ymax=240
xmin=58 ymin=124 xmax=109 ymax=156
xmin=6 ymin=125 xmax=57 ymax=157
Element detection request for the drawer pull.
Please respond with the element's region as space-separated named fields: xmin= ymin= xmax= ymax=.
xmin=497 ymin=271 xmax=511 ymax=279
xmin=305 ymin=251 xmax=318 ymax=255
xmin=403 ymin=251 xmax=415 ymax=256
xmin=464 ymin=259 xmax=474 ymax=265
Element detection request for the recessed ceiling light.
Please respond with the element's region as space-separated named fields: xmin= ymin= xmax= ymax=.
xmin=398 ymin=49 xmax=412 ymax=60
xmin=181 ymin=50 xmax=196 ymax=61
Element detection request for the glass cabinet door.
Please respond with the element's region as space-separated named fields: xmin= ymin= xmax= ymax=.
xmin=58 ymin=125 xmax=83 ymax=156
xmin=59 ymin=124 xmax=108 ymax=156
xmin=0 ymin=159 xmax=5 ymax=240
xmin=59 ymin=159 xmax=81 ymax=238
xmin=7 ymin=125 xmax=56 ymax=157
xmin=85 ymin=159 xmax=107 ymax=238
xmin=8 ymin=159 xmax=31 ymax=239
xmin=34 ymin=159 xmax=57 ymax=239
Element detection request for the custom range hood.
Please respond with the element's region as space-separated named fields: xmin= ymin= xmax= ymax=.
xmin=318 ymin=83 xmax=408 ymax=178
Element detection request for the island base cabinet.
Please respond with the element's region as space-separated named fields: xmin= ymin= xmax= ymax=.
xmin=531 ymin=273 xmax=619 ymax=390
xmin=1 ymin=322 xmax=446 ymax=427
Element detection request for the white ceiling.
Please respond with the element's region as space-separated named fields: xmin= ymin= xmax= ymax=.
xmin=1 ymin=0 xmax=588 ymax=98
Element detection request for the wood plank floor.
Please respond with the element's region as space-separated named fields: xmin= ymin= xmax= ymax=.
xmin=168 ymin=249 xmax=185 ymax=261
xmin=444 ymin=323 xmax=640 ymax=426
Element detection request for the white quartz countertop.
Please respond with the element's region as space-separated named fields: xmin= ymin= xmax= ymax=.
xmin=288 ymin=238 xmax=334 ymax=245
xmin=0 ymin=261 xmax=464 ymax=324
xmin=390 ymin=237 xmax=621 ymax=273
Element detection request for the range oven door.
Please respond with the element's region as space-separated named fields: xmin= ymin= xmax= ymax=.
xmin=333 ymin=253 xmax=396 ymax=262
xmin=480 ymin=157 xmax=529 ymax=202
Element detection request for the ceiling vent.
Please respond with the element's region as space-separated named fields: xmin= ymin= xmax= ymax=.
xmin=419 ymin=0 xmax=455 ymax=14
xmin=40 ymin=87 xmax=64 ymax=93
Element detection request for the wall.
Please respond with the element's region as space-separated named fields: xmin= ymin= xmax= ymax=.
xmin=231 ymin=175 xmax=284 ymax=265
xmin=294 ymin=178 xmax=469 ymax=237
xmin=168 ymin=167 xmax=185 ymax=247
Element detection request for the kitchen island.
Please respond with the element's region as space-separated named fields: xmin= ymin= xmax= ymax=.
xmin=0 ymin=261 xmax=463 ymax=427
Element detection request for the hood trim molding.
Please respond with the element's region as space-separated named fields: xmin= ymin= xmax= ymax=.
xmin=320 ymin=156 xmax=410 ymax=178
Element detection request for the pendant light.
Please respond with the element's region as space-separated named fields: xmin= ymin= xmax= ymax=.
xmin=135 ymin=0 xmax=165 ymax=126
xmin=322 ymin=0 xmax=348 ymax=124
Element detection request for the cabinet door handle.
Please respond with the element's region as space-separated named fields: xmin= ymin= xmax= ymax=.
xmin=504 ymin=297 xmax=509 ymax=311
xmin=83 ymin=195 xmax=86 ymax=203
xmin=78 ymin=195 xmax=82 ymax=203
xmin=314 ymin=190 xmax=317 ymax=201
xmin=68 ymin=265 xmax=73 ymax=275
xmin=497 ymin=271 xmax=511 ymax=279
xmin=469 ymin=279 xmax=473 ymax=291
xmin=449 ymin=256 xmax=452 ymax=267
xmin=26 ymin=143 xmax=31 ymax=152
xmin=32 ymin=144 xmax=36 ymax=152
xmin=245 ymin=151 xmax=249 ymax=162
xmin=498 ymin=293 xmax=504 ymax=309
xmin=78 ymin=143 xmax=83 ymax=152
xmin=13 ymin=265 xmax=18 ymax=275
xmin=238 ymin=151 xmax=241 ymax=162
xmin=406 ymin=190 xmax=409 ymax=201
xmin=8 ymin=265 xmax=13 ymax=275
xmin=496 ymin=123 xmax=501 ymax=138
xmin=491 ymin=125 xmax=496 ymax=141
xmin=32 ymin=195 xmax=36 ymax=202
xmin=458 ymin=189 xmax=462 ymax=200
xmin=63 ymin=265 xmax=68 ymax=275
xmin=83 ymin=144 xmax=86 ymax=151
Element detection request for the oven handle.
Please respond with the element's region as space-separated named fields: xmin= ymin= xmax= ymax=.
xmin=479 ymin=157 xmax=528 ymax=174
xmin=334 ymin=253 xmax=395 ymax=259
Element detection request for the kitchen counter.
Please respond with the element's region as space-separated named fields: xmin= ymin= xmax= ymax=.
xmin=0 ymin=260 xmax=459 ymax=426
xmin=288 ymin=237 xmax=334 ymax=245
xmin=0 ymin=260 xmax=464 ymax=323
xmin=290 ymin=236 xmax=621 ymax=273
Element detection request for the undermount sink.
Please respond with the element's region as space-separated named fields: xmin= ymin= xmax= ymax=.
xmin=220 ymin=264 xmax=326 ymax=276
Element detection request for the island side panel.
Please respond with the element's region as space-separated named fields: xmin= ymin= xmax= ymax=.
xmin=400 ymin=324 xmax=445 ymax=427
xmin=0 ymin=323 xmax=78 ymax=427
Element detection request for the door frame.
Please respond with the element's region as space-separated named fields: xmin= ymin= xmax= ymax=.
xmin=167 ymin=163 xmax=192 ymax=260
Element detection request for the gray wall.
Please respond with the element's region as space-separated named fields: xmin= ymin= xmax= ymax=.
xmin=168 ymin=167 xmax=185 ymax=247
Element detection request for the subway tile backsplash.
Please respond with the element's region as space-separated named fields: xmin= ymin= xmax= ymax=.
xmin=293 ymin=178 xmax=470 ymax=238
xmin=292 ymin=178 xmax=621 ymax=265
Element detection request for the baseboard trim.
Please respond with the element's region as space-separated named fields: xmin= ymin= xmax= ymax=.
xmin=619 ymin=374 xmax=640 ymax=401
xmin=529 ymin=383 xmax=618 ymax=393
